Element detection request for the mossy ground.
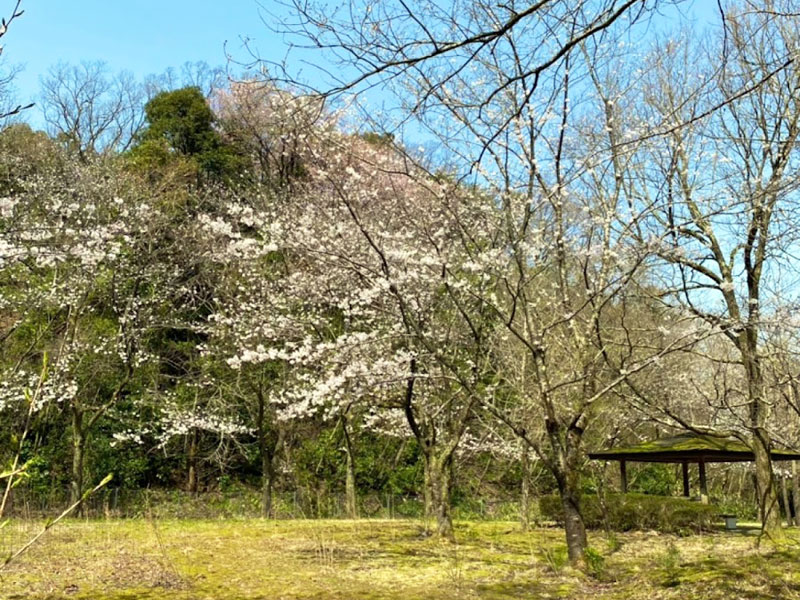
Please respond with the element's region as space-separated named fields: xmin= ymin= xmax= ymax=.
xmin=2 ymin=519 xmax=800 ymax=599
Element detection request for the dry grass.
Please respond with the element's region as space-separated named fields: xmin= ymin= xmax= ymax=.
xmin=2 ymin=519 xmax=800 ymax=599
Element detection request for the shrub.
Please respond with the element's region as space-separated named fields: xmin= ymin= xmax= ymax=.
xmin=540 ymin=545 xmax=569 ymax=573
xmin=583 ymin=546 xmax=607 ymax=580
xmin=539 ymin=493 xmax=719 ymax=534
xmin=659 ymin=542 xmax=682 ymax=587
xmin=630 ymin=464 xmax=676 ymax=496
xmin=716 ymin=496 xmax=759 ymax=521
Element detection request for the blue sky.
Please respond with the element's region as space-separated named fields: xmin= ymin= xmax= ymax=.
xmin=3 ymin=0 xmax=288 ymax=123
xmin=2 ymin=0 xmax=719 ymax=128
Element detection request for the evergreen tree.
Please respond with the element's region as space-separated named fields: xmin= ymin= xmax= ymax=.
xmin=130 ymin=86 xmax=242 ymax=180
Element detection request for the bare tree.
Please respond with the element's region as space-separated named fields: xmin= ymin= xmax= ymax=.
xmin=623 ymin=6 xmax=800 ymax=538
xmin=39 ymin=61 xmax=145 ymax=159
xmin=0 ymin=0 xmax=32 ymax=120
xmin=144 ymin=61 xmax=227 ymax=100
xmin=263 ymin=1 xmax=679 ymax=155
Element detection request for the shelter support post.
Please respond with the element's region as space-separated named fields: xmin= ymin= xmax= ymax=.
xmin=620 ymin=460 xmax=627 ymax=494
xmin=698 ymin=459 xmax=708 ymax=504
xmin=793 ymin=461 xmax=800 ymax=527
xmin=682 ymin=461 xmax=690 ymax=497
xmin=781 ymin=474 xmax=792 ymax=528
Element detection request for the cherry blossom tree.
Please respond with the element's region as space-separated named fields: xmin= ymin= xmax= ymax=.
xmin=214 ymin=80 xmax=324 ymax=188
xmin=200 ymin=217 xmax=291 ymax=515
xmin=209 ymin=45 xmax=715 ymax=558
xmin=201 ymin=88 xmax=504 ymax=536
xmin=0 ymin=143 xmax=192 ymax=505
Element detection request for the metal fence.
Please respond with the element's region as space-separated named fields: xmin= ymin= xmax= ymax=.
xmin=2 ymin=485 xmax=524 ymax=521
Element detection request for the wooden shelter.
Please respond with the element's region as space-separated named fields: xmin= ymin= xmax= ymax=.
xmin=588 ymin=433 xmax=800 ymax=501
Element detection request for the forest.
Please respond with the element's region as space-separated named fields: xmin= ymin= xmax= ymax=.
xmin=4 ymin=1 xmax=800 ymax=598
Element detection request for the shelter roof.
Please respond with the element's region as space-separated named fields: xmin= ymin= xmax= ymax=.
xmin=588 ymin=433 xmax=800 ymax=463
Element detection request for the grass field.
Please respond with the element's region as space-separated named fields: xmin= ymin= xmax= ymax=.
xmin=2 ymin=519 xmax=800 ymax=599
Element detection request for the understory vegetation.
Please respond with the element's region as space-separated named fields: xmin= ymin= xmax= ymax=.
xmin=4 ymin=519 xmax=800 ymax=600
xmin=539 ymin=494 xmax=720 ymax=535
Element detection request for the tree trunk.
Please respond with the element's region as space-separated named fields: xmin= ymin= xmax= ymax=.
xmin=558 ymin=457 xmax=587 ymax=564
xmin=792 ymin=462 xmax=800 ymax=527
xmin=520 ymin=444 xmax=530 ymax=531
xmin=261 ymin=447 xmax=275 ymax=519
xmin=399 ymin=360 xmax=460 ymax=540
xmin=70 ymin=407 xmax=85 ymax=513
xmin=547 ymin=416 xmax=588 ymax=564
xmin=257 ymin=389 xmax=277 ymax=519
xmin=752 ymin=431 xmax=782 ymax=537
xmin=345 ymin=449 xmax=357 ymax=519
xmin=341 ymin=415 xmax=358 ymax=519
xmin=743 ymin=351 xmax=782 ymax=539
xmin=187 ymin=428 xmax=199 ymax=495
xmin=781 ymin=473 xmax=792 ymax=528
xmin=423 ymin=463 xmax=432 ymax=521
xmin=424 ymin=453 xmax=455 ymax=541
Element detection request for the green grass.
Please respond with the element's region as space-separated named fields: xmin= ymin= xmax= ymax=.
xmin=2 ymin=519 xmax=800 ymax=599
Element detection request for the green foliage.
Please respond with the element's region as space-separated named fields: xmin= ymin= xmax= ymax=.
xmin=289 ymin=425 xmax=425 ymax=513
xmin=583 ymin=546 xmax=606 ymax=580
xmin=142 ymin=87 xmax=217 ymax=156
xmin=359 ymin=131 xmax=395 ymax=147
xmin=630 ymin=464 xmax=677 ymax=496
xmin=13 ymin=455 xmax=51 ymax=497
xmin=294 ymin=427 xmax=343 ymax=492
xmin=605 ymin=532 xmax=622 ymax=552
xmin=716 ymin=495 xmax=759 ymax=521
xmin=354 ymin=434 xmax=423 ymax=498
xmin=540 ymin=544 xmax=569 ymax=574
xmin=659 ymin=541 xmax=682 ymax=587
xmin=0 ymin=123 xmax=64 ymax=189
xmin=88 ymin=428 xmax=151 ymax=490
xmin=129 ymin=86 xmax=244 ymax=180
xmin=539 ymin=493 xmax=719 ymax=534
